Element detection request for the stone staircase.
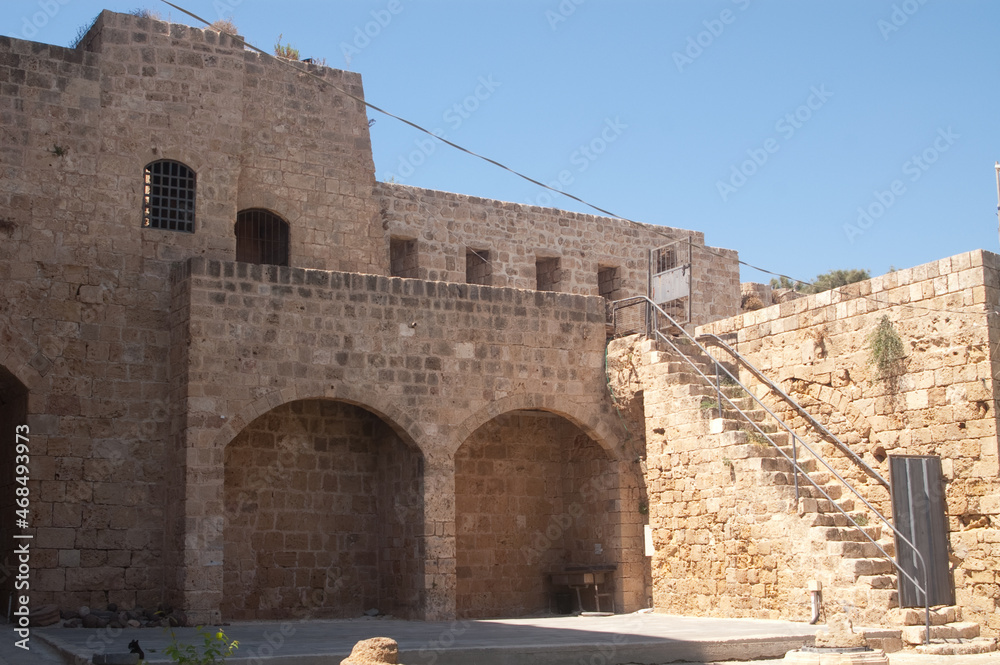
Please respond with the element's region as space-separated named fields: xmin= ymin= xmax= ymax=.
xmin=643 ymin=337 xmax=992 ymax=651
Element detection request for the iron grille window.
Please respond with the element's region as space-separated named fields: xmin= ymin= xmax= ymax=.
xmin=143 ymin=160 xmax=196 ymax=232
xmin=235 ymin=209 xmax=290 ymax=266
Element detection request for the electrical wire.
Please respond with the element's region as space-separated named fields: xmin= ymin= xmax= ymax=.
xmin=159 ymin=0 xmax=998 ymax=321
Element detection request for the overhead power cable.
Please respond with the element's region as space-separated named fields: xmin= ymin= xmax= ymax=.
xmin=160 ymin=0 xmax=821 ymax=288
xmin=160 ymin=0 xmax=991 ymax=319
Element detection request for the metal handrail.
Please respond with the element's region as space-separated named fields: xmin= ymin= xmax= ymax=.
xmin=610 ymin=296 xmax=931 ymax=644
xmin=697 ymin=333 xmax=890 ymax=489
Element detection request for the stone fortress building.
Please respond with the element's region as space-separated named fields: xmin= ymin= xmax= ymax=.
xmin=1 ymin=8 xmax=998 ymax=646
xmin=0 ymin=9 xmax=739 ymax=623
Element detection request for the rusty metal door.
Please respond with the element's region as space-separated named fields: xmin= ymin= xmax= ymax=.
xmin=889 ymin=455 xmax=954 ymax=608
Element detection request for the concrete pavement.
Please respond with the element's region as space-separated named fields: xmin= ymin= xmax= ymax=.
xmin=34 ymin=612 xmax=819 ymax=664
xmin=13 ymin=613 xmax=998 ymax=665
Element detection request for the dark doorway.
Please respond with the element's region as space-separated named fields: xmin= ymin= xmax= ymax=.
xmin=0 ymin=366 xmax=28 ymax=617
xmin=889 ymin=455 xmax=954 ymax=608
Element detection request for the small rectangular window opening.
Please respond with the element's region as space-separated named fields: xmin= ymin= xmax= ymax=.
xmin=598 ymin=266 xmax=621 ymax=300
xmin=390 ymin=237 xmax=419 ymax=278
xmin=536 ymin=257 xmax=560 ymax=292
xmin=466 ymin=248 xmax=491 ymax=285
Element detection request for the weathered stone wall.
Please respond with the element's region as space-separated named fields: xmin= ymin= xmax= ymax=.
xmin=0 ymin=8 xmax=735 ymax=620
xmin=377 ymin=183 xmax=740 ymax=326
xmin=639 ymin=250 xmax=1000 ymax=634
xmin=172 ymin=257 xmax=644 ymax=621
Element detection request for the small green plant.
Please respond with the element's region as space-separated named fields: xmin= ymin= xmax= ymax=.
xmin=638 ymin=501 xmax=649 ymax=515
xmin=742 ymin=428 xmax=770 ymax=448
xmin=699 ymin=397 xmax=718 ymax=411
xmin=51 ymin=145 xmax=67 ymax=157
xmin=164 ymin=626 xmax=239 ymax=665
xmin=854 ymin=514 xmax=870 ymax=527
xmin=722 ymin=457 xmax=733 ymax=467
xmin=273 ymin=34 xmax=300 ymax=60
xmin=866 ymin=314 xmax=905 ymax=378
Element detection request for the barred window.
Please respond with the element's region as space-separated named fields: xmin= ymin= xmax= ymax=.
xmin=235 ymin=209 xmax=290 ymax=266
xmin=143 ymin=160 xmax=196 ymax=232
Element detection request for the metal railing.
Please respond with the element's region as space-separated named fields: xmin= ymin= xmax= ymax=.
xmin=610 ymin=296 xmax=931 ymax=644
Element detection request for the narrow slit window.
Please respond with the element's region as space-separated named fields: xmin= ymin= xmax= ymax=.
xmin=143 ymin=160 xmax=195 ymax=232
xmin=235 ymin=209 xmax=290 ymax=266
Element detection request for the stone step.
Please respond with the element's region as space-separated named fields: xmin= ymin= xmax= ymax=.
xmin=809 ymin=513 xmax=854 ymax=528
xmin=856 ymin=574 xmax=896 ymax=590
xmin=817 ymin=525 xmax=882 ymax=543
xmin=915 ymin=637 xmax=997 ymax=655
xmin=841 ymin=557 xmax=894 ymax=577
xmin=828 ymin=540 xmax=886 ymax=559
xmin=891 ymin=605 xmax=961 ymax=626
xmin=902 ymin=621 xmax=981 ymax=646
xmin=799 ymin=496 xmax=855 ymax=515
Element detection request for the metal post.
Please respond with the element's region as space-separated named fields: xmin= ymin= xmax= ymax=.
xmin=792 ymin=434 xmax=800 ymax=505
xmin=715 ymin=362 xmax=722 ymax=419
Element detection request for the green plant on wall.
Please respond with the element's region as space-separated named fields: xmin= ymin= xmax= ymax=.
xmin=866 ymin=314 xmax=905 ymax=378
xmin=273 ymin=34 xmax=300 ymax=60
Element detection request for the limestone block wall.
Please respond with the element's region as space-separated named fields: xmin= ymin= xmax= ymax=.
xmin=170 ymin=257 xmax=646 ymax=621
xmin=694 ymin=250 xmax=1000 ymax=634
xmin=0 ymin=8 xmax=732 ymax=619
xmin=377 ymin=183 xmax=740 ymax=326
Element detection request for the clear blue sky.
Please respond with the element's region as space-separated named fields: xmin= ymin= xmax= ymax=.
xmin=4 ymin=0 xmax=999 ymax=285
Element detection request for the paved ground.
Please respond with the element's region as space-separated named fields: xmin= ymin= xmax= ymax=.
xmin=0 ymin=613 xmax=993 ymax=665
xmin=31 ymin=613 xmax=818 ymax=664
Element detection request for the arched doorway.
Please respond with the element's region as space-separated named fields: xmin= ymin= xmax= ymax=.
xmin=235 ymin=208 xmax=289 ymax=266
xmin=0 ymin=366 xmax=28 ymax=608
xmin=222 ymin=398 xmax=423 ymax=620
xmin=454 ymin=409 xmax=620 ymax=618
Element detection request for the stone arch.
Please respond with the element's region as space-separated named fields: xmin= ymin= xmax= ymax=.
xmin=235 ymin=189 xmax=303 ymax=233
xmin=451 ymin=393 xmax=625 ymax=460
xmin=212 ymin=383 xmax=427 ymax=454
xmin=220 ymin=391 xmax=426 ymax=620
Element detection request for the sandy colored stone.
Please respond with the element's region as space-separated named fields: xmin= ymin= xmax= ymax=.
xmin=340 ymin=637 xmax=399 ymax=665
